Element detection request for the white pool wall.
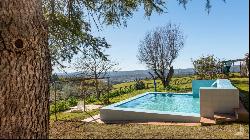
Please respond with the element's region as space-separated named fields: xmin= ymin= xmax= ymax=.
xmin=100 ymin=108 xmax=200 ymax=122
xmin=100 ymin=92 xmax=200 ymax=123
xmin=199 ymin=79 xmax=239 ymax=118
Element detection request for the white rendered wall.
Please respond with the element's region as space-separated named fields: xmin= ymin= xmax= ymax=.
xmin=100 ymin=109 xmax=200 ymax=123
xmin=200 ymin=88 xmax=239 ymax=118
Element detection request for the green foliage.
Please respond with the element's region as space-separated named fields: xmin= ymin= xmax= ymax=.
xmin=134 ymin=80 xmax=145 ymax=90
xmin=192 ymin=55 xmax=224 ymax=80
xmin=42 ymin=0 xmax=168 ymax=67
xmin=51 ymin=76 xmax=195 ymax=106
xmin=90 ymin=87 xmax=135 ymax=105
xmin=42 ymin=0 xmax=222 ymax=67
xmin=67 ymin=97 xmax=78 ymax=107
xmin=88 ymin=77 xmax=195 ymax=105
xmin=166 ymin=85 xmax=181 ymax=91
xmin=105 ymin=90 xmax=121 ymax=99
xmin=50 ymin=100 xmax=70 ymax=114
xmin=57 ymin=100 xmax=70 ymax=111
xmin=50 ymin=97 xmax=79 ymax=114
xmin=43 ymin=0 xmax=110 ymax=66
xmin=85 ymin=96 xmax=98 ymax=104
xmin=100 ymin=94 xmax=111 ymax=105
xmin=107 ymin=89 xmax=151 ymax=104
xmin=61 ymin=83 xmax=81 ymax=99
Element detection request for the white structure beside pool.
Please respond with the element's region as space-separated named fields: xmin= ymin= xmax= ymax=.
xmin=199 ymin=79 xmax=239 ymax=118
xmin=100 ymin=79 xmax=240 ymax=123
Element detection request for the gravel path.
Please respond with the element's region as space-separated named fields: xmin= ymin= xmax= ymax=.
xmin=65 ymin=104 xmax=103 ymax=113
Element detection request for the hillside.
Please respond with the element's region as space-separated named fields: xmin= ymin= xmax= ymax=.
xmin=55 ymin=65 xmax=241 ymax=84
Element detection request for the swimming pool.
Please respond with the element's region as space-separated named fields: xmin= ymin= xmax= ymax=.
xmin=100 ymin=92 xmax=201 ymax=123
xmin=100 ymin=79 xmax=239 ymax=123
xmin=117 ymin=93 xmax=200 ymax=114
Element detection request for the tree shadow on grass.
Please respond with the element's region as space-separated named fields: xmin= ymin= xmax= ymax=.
xmin=239 ymin=89 xmax=249 ymax=112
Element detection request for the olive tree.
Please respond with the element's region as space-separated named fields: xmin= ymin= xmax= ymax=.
xmin=192 ymin=55 xmax=223 ymax=79
xmin=137 ymin=23 xmax=185 ymax=88
xmin=74 ymin=48 xmax=118 ymax=100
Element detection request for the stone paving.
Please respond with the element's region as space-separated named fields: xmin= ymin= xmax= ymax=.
xmin=65 ymin=104 xmax=103 ymax=113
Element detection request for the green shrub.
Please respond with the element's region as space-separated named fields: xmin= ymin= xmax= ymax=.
xmin=50 ymin=102 xmax=65 ymax=114
xmin=109 ymin=90 xmax=120 ymax=98
xmin=50 ymin=104 xmax=56 ymax=114
xmin=86 ymin=96 xmax=98 ymax=104
xmin=100 ymin=94 xmax=111 ymax=105
xmin=134 ymin=80 xmax=145 ymax=90
xmin=57 ymin=100 xmax=70 ymax=112
xmin=67 ymin=97 xmax=78 ymax=106
xmin=192 ymin=55 xmax=224 ymax=79
xmin=50 ymin=99 xmax=77 ymax=114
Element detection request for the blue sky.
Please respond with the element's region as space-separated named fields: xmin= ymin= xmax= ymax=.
xmin=54 ymin=0 xmax=249 ymax=73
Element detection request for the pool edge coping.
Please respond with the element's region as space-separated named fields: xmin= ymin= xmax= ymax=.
xmin=101 ymin=92 xmax=200 ymax=117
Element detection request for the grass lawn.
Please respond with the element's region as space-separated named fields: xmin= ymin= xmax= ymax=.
xmin=50 ymin=109 xmax=99 ymax=122
xmin=112 ymin=75 xmax=196 ymax=93
xmin=50 ymin=120 xmax=249 ymax=139
xmin=230 ymin=77 xmax=249 ymax=111
xmin=49 ymin=74 xmax=249 ymax=139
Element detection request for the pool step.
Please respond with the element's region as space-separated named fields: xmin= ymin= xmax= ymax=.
xmin=234 ymin=102 xmax=249 ymax=122
xmin=200 ymin=113 xmax=236 ymax=125
xmin=214 ymin=113 xmax=236 ymax=124
xmin=200 ymin=117 xmax=216 ymax=126
xmin=200 ymin=102 xmax=248 ymax=125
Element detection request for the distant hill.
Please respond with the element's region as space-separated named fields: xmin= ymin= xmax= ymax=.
xmin=55 ymin=65 xmax=240 ymax=84
xmin=55 ymin=68 xmax=195 ymax=84
xmin=106 ymin=68 xmax=196 ymax=84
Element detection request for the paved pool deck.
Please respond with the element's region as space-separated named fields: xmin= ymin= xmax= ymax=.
xmin=65 ymin=104 xmax=103 ymax=113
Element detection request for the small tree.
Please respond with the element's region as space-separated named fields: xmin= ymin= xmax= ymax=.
xmin=137 ymin=22 xmax=185 ymax=88
xmin=192 ymin=55 xmax=223 ymax=79
xmin=74 ymin=48 xmax=118 ymax=100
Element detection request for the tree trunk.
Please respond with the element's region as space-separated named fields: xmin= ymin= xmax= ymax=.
xmin=162 ymin=66 xmax=174 ymax=88
xmin=95 ymin=78 xmax=100 ymax=100
xmin=0 ymin=0 xmax=51 ymax=139
xmin=161 ymin=78 xmax=167 ymax=89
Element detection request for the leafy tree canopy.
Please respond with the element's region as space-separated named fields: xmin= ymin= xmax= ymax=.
xmin=192 ymin=55 xmax=224 ymax=80
xmin=42 ymin=0 xmax=225 ymax=68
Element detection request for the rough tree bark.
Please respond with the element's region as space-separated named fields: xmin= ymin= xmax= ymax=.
xmin=159 ymin=66 xmax=174 ymax=88
xmin=165 ymin=66 xmax=174 ymax=87
xmin=95 ymin=78 xmax=100 ymax=100
xmin=0 ymin=0 xmax=51 ymax=139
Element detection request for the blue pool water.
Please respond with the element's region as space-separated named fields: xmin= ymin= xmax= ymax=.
xmin=116 ymin=93 xmax=200 ymax=114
